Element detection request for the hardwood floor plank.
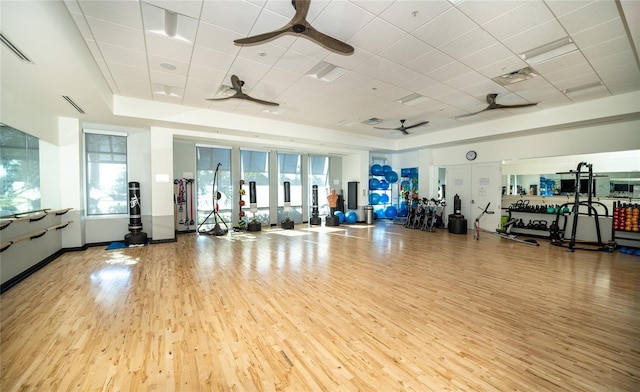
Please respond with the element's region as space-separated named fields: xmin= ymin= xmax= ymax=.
xmin=2 ymin=223 xmax=639 ymax=391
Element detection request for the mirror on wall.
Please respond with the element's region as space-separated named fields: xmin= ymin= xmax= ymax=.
xmin=501 ymin=150 xmax=640 ymax=199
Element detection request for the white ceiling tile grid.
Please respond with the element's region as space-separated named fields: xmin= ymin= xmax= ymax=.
xmin=56 ymin=0 xmax=639 ymax=138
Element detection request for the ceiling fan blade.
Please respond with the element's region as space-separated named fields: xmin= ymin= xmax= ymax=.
xmin=244 ymin=95 xmax=280 ymax=107
xmin=499 ymin=103 xmax=538 ymax=109
xmin=234 ymin=26 xmax=292 ymax=45
xmin=303 ymin=25 xmax=354 ymax=55
xmin=206 ymin=95 xmax=237 ymax=102
xmin=230 ymin=75 xmax=243 ymax=92
xmin=292 ymin=0 xmax=310 ymax=21
xmin=455 ymin=109 xmax=485 ymax=119
xmin=373 ymin=126 xmax=399 ymax=130
xmin=403 ymin=120 xmax=429 ymax=130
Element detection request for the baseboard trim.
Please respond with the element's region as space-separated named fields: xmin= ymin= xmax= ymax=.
xmin=1 ymin=249 xmax=65 ymax=294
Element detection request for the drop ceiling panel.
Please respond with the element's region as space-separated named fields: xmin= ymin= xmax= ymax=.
xmin=191 ymin=46 xmax=236 ymax=71
xmin=502 ymin=20 xmax=567 ymax=54
xmin=379 ymin=66 xmax=423 ymax=89
xmin=354 ymin=55 xmax=399 ymax=79
xmin=200 ymin=0 xmax=262 ymax=35
xmin=147 ymin=54 xmax=189 ymax=76
xmin=145 ymin=0 xmax=203 ymax=19
xmin=150 ymin=69 xmax=187 ymax=88
xmin=456 ymin=0 xmax=527 ymax=25
xmin=558 ymin=1 xmax=621 ymax=34
xmin=324 ymin=47 xmax=374 ymax=70
xmin=314 ymin=1 xmax=375 ymax=41
xmin=85 ymin=16 xmax=145 ymax=51
xmin=406 ymin=49 xmax=454 ymax=74
xmin=236 ymin=43 xmax=288 ymax=66
xmin=195 ymin=22 xmax=243 ymax=55
xmin=273 ymin=51 xmax=320 ymax=74
xmin=349 ymin=18 xmax=405 ymax=54
xmin=413 ymin=8 xmax=477 ymax=48
xmin=482 ymin=1 xmax=554 ymax=41
xmin=78 ymin=0 xmax=142 ymax=28
xmin=544 ymin=0 xmax=593 ymax=17
xmin=145 ymin=34 xmax=194 ymax=63
xmin=571 ymin=18 xmax=629 ymax=49
xmin=459 ymin=43 xmax=516 ymax=71
xmin=379 ymin=0 xmax=451 ymax=33
xmin=427 ymin=61 xmax=473 ymax=83
xmin=99 ymin=42 xmax=147 ymax=68
xmin=582 ymin=36 xmax=633 ymax=62
xmin=351 ymin=0 xmax=394 ymax=16
xmin=438 ymin=28 xmax=499 ymax=60
xmin=379 ymin=35 xmax=433 ymax=65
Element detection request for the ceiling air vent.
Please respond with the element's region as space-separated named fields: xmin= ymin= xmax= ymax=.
xmin=492 ymin=67 xmax=538 ymax=86
xmin=362 ymin=118 xmax=384 ymax=125
xmin=62 ymin=96 xmax=85 ymax=114
xmin=0 ymin=32 xmax=33 ymax=63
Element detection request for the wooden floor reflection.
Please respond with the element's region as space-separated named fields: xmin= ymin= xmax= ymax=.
xmin=1 ymin=222 xmax=639 ymax=391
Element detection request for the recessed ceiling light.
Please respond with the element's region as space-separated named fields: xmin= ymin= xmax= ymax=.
xmin=160 ymin=62 xmax=176 ymax=70
xmin=306 ymin=61 xmax=348 ymax=82
xmin=519 ymin=37 xmax=577 ymax=65
xmin=258 ymin=52 xmax=266 ymax=57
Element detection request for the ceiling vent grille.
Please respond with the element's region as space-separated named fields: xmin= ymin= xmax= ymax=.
xmin=62 ymin=96 xmax=85 ymax=114
xmin=0 ymin=32 xmax=33 ymax=63
xmin=492 ymin=67 xmax=538 ymax=86
xmin=362 ymin=118 xmax=384 ymax=125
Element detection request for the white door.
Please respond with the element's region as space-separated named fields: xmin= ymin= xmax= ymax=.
xmin=470 ymin=162 xmax=502 ymax=231
xmin=445 ymin=165 xmax=472 ymax=222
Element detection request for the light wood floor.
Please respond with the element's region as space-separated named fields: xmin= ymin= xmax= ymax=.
xmin=1 ymin=222 xmax=639 ymax=391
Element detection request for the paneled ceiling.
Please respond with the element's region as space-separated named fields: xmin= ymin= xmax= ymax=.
xmin=2 ymin=0 xmax=639 ymax=153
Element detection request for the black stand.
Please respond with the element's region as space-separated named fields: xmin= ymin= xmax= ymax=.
xmin=198 ymin=163 xmax=228 ymax=236
xmin=310 ymin=185 xmax=321 ymax=225
xmin=124 ymin=181 xmax=148 ymax=246
xmin=247 ymin=181 xmax=262 ymax=232
xmin=281 ymin=181 xmax=295 ymax=229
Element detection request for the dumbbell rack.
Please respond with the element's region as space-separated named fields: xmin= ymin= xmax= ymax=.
xmin=504 ymin=205 xmax=569 ymax=239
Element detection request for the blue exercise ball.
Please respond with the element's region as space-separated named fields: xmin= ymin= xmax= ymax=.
xmin=399 ymin=203 xmax=409 ymax=217
xmin=382 ymin=164 xmax=392 ymax=173
xmin=369 ymin=178 xmax=380 ymax=190
xmin=345 ymin=210 xmax=357 ymax=224
xmin=380 ymin=193 xmax=389 ymax=204
xmin=369 ymin=192 xmax=380 ymax=205
xmin=385 ymin=206 xmax=398 ymax=219
xmin=370 ymin=164 xmax=384 ymax=176
xmin=384 ymin=170 xmax=399 ymax=183
xmin=378 ymin=180 xmax=389 ymax=190
xmin=334 ymin=211 xmax=345 ymax=224
xmin=375 ymin=209 xmax=385 ymax=219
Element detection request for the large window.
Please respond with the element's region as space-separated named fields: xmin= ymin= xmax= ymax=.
xmin=196 ymin=146 xmax=231 ymax=226
xmin=309 ymin=155 xmax=330 ymax=216
xmin=0 ymin=125 xmax=40 ymax=216
xmin=241 ymin=149 xmax=269 ymax=226
xmin=85 ymin=132 xmax=128 ymax=215
xmin=277 ymin=153 xmax=302 ymax=222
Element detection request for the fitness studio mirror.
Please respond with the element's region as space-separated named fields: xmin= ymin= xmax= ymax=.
xmin=501 ymin=150 xmax=640 ymax=199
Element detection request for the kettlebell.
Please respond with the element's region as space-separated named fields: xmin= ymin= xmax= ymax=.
xmin=539 ymin=220 xmax=548 ymax=230
xmin=546 ymin=205 xmax=555 ymax=214
xmin=561 ymin=206 xmax=570 ymax=214
xmin=527 ymin=220 xmax=534 ymax=229
xmin=517 ymin=219 xmax=525 ymax=228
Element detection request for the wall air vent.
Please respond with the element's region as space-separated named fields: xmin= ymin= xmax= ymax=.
xmin=0 ymin=32 xmax=33 ymax=63
xmin=62 ymin=96 xmax=85 ymax=114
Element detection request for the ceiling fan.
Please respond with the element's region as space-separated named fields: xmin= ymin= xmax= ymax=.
xmin=374 ymin=119 xmax=429 ymax=135
xmin=456 ymin=93 xmax=537 ymax=118
xmin=233 ymin=0 xmax=354 ymax=55
xmin=207 ymin=75 xmax=279 ymax=107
